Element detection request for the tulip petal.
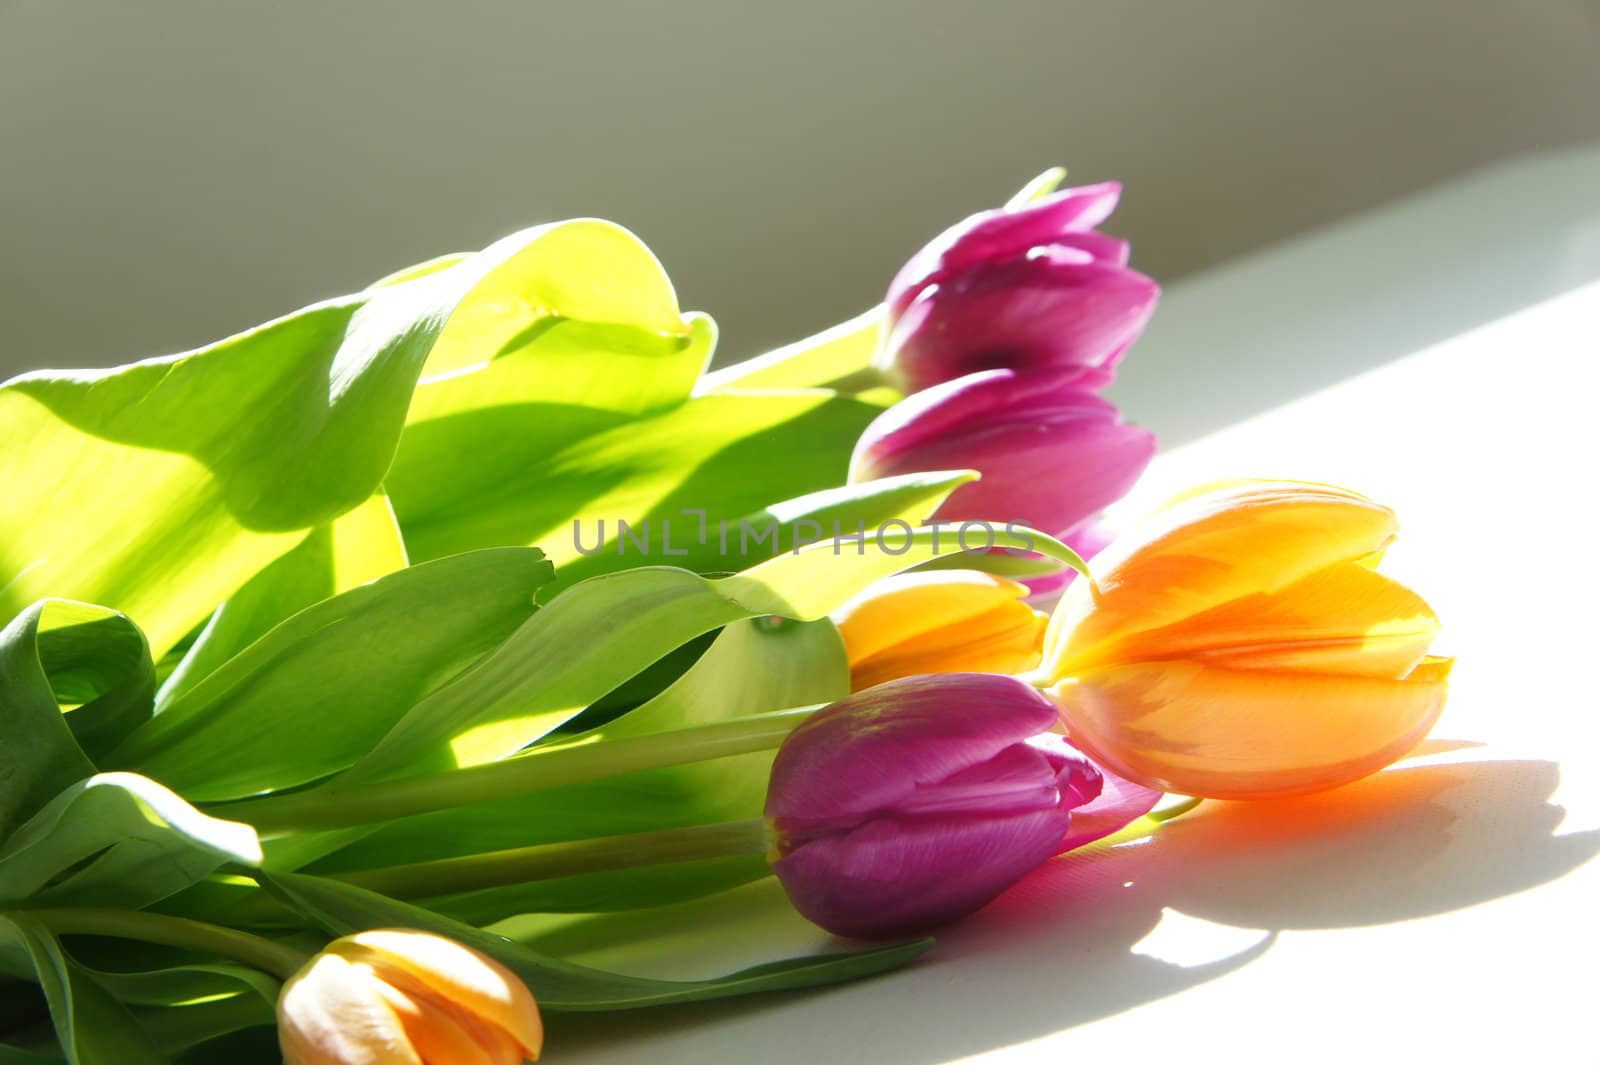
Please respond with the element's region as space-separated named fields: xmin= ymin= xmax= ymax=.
xmin=1049 ymin=656 xmax=1454 ymax=799
xmin=1106 ymin=561 xmax=1441 ymax=679
xmin=886 ymin=183 xmax=1123 ymax=318
xmin=834 ymin=570 xmax=1037 ymax=665
xmin=852 ymin=369 xmax=1156 ymax=538
xmin=1056 ymin=765 xmax=1163 ymax=852
xmin=371 ymin=980 xmax=505 ymax=1065
xmin=1043 ymin=481 xmax=1401 ymax=677
xmin=886 ymin=740 xmax=1094 ymax=818
xmin=773 ymin=804 xmax=1073 ymax=938
xmin=343 ymin=931 xmax=543 ymax=1060
xmin=765 ymin=674 xmax=1060 ymax=827
xmin=848 ymin=600 xmax=1047 ymax=690
xmin=1051 ymin=231 xmax=1132 ymax=267
xmin=887 ymin=257 xmax=1159 ymax=391
xmin=279 ymin=953 xmax=422 ymax=1065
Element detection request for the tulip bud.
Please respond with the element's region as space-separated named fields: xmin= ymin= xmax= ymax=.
xmin=765 ymin=674 xmax=1105 ymax=938
xmin=850 ymin=368 xmax=1155 ymax=538
xmin=832 ymin=570 xmax=1048 ymax=690
xmin=879 ymin=182 xmax=1159 ymax=393
xmin=1038 ymin=480 xmax=1452 ymax=799
xmin=278 ymin=929 xmax=543 ymax=1065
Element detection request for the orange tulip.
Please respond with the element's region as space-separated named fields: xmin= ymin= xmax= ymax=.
xmin=1036 ymin=480 xmax=1451 ymax=799
xmin=833 ymin=570 xmax=1048 ymax=690
xmin=278 ymin=929 xmax=543 ymax=1064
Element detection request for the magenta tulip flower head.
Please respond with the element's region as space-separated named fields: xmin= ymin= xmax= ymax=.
xmin=849 ymin=367 xmax=1156 ymax=538
xmin=764 ymin=673 xmax=1104 ymax=938
xmin=878 ymin=182 xmax=1160 ymax=394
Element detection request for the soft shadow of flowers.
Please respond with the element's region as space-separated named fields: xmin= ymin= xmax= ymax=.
xmin=543 ymin=756 xmax=1598 ymax=1064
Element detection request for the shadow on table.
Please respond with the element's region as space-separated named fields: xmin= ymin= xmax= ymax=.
xmin=545 ymin=755 xmax=1599 ymax=1063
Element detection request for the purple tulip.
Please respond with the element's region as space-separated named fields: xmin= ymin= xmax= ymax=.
xmin=849 ymin=368 xmax=1156 ymax=538
xmin=879 ymin=182 xmax=1159 ymax=394
xmin=765 ymin=673 xmax=1106 ymax=938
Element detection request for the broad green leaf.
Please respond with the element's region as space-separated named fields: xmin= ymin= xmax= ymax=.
xmin=546 ymin=468 xmax=978 ymax=594
xmin=411 ymin=218 xmax=700 ymax=381
xmin=138 ymin=997 xmax=276 ymax=1057
xmin=409 ymin=315 xmax=713 ymax=424
xmin=0 ymin=915 xmax=166 ymax=1065
xmin=1 ymin=603 xmax=103 ymax=839
xmin=331 ymin=525 xmax=1081 ymax=786
xmin=157 ymin=492 xmax=407 ymax=707
xmin=0 ymin=218 xmax=704 ymax=659
xmin=262 ymin=871 xmax=932 ymax=1012
xmin=391 ymin=388 xmax=874 ymax=567
xmin=106 ymin=549 xmax=552 ymax=802
xmin=86 ymin=962 xmax=278 ymax=1009
xmin=698 ymin=306 xmax=884 ymax=393
xmin=0 ymin=1047 xmax=61 ymax=1064
xmin=0 ymin=774 xmax=260 ymax=909
xmin=20 ymin=603 xmax=155 ymax=763
xmin=308 ymin=616 xmax=847 ymax=920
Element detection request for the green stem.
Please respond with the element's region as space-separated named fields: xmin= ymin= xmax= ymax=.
xmin=218 ymin=707 xmax=817 ymax=836
xmin=338 ymin=818 xmax=772 ymax=900
xmin=28 ymin=908 xmax=309 ymax=981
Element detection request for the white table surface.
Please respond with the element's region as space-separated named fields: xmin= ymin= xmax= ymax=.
xmin=538 ymin=148 xmax=1600 ymax=1064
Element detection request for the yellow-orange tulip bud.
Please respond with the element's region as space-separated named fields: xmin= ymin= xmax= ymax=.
xmin=278 ymin=929 xmax=543 ymax=1064
xmin=833 ymin=570 xmax=1048 ymax=690
xmin=1037 ymin=480 xmax=1451 ymax=799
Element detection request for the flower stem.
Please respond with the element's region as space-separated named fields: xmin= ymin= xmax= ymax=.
xmin=219 ymin=706 xmax=818 ymax=837
xmin=336 ymin=818 xmax=773 ymax=900
xmin=28 ymin=907 xmax=310 ymax=980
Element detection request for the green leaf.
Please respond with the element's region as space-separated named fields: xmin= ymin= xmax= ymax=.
xmin=261 ymin=872 xmax=932 ymax=1012
xmin=85 ymin=962 xmax=278 ymax=1009
xmin=106 ymin=549 xmax=552 ymax=802
xmin=331 ymin=524 xmax=1081 ymax=786
xmin=0 ymin=915 xmax=167 ymax=1065
xmin=698 ymin=306 xmax=884 ymax=392
xmin=1 ymin=603 xmax=104 ymax=840
xmin=157 ymin=492 xmax=408 ymax=708
xmin=392 ymin=388 xmax=873 ymax=568
xmin=0 ymin=774 xmax=260 ymax=910
xmin=0 ymin=218 xmax=705 ymax=659
xmin=22 ymin=603 xmax=156 ymax=763
xmin=308 ymin=616 xmax=848 ymax=920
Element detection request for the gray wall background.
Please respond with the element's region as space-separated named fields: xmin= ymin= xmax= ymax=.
xmin=3 ymin=0 xmax=1598 ymax=379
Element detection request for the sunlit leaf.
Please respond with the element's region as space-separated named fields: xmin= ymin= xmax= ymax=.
xmin=157 ymin=493 xmax=408 ymax=708
xmin=106 ymin=549 xmax=552 ymax=802
xmin=309 ymin=616 xmax=847 ymax=919
xmin=0 ymin=218 xmax=705 ymax=659
xmin=0 ymin=774 xmax=259 ymax=909
xmin=332 ymin=524 xmax=1081 ymax=785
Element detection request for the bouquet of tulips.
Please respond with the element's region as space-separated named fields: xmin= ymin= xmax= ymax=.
xmin=0 ymin=169 xmax=1450 ymax=1063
